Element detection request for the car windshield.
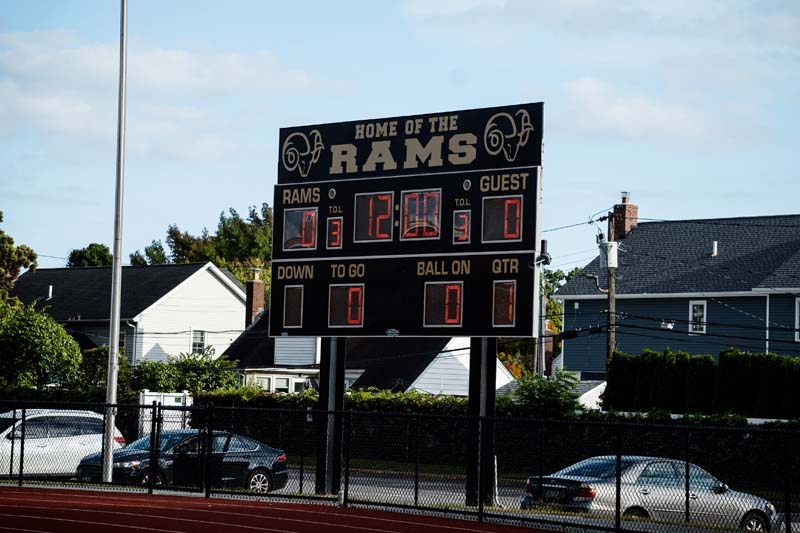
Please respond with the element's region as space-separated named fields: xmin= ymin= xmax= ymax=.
xmin=126 ymin=433 xmax=193 ymax=451
xmin=557 ymin=458 xmax=634 ymax=479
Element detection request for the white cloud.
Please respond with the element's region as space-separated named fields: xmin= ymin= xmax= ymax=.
xmin=0 ymin=31 xmax=343 ymax=161
xmin=563 ymin=77 xmax=712 ymax=140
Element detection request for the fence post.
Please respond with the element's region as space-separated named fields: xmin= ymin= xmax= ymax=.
xmin=148 ymin=401 xmax=157 ymax=494
xmin=299 ymin=411 xmax=306 ymax=495
xmin=478 ymin=416 xmax=484 ymax=523
xmin=205 ymin=403 xmax=214 ymax=498
xmin=8 ymin=408 xmax=16 ymax=478
xmin=342 ymin=412 xmax=351 ymax=508
xmin=17 ymin=407 xmax=26 ymax=487
xmin=615 ymin=422 xmax=622 ymax=533
xmin=684 ymin=427 xmax=691 ymax=523
xmin=414 ymin=416 xmax=420 ymax=507
xmin=785 ymin=432 xmax=792 ymax=533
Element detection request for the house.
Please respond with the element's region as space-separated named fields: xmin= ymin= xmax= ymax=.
xmin=10 ymin=262 xmax=246 ymax=364
xmin=226 ymin=284 xmax=515 ymax=396
xmin=555 ymin=195 xmax=800 ymax=380
xmin=224 ymin=310 xmax=320 ymax=393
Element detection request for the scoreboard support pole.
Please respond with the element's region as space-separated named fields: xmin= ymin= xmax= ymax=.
xmin=315 ymin=337 xmax=346 ymax=495
xmin=466 ymin=337 xmax=497 ymax=507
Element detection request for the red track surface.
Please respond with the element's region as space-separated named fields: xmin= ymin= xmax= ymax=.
xmin=0 ymin=487 xmax=549 ymax=533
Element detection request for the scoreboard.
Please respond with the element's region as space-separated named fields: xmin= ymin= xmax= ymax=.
xmin=270 ymin=103 xmax=543 ymax=337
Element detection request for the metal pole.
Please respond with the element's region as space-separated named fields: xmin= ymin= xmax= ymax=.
xmin=325 ymin=337 xmax=339 ymax=494
xmin=606 ymin=214 xmax=616 ymax=370
xmin=103 ymin=0 xmax=127 ymax=483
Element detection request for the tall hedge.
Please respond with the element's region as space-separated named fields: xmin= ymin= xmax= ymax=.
xmin=605 ymin=348 xmax=800 ymax=418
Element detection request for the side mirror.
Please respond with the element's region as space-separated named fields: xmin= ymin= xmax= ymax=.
xmin=714 ymin=483 xmax=728 ymax=494
xmin=7 ymin=431 xmax=22 ymax=440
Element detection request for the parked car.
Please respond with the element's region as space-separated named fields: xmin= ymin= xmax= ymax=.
xmin=76 ymin=429 xmax=288 ymax=493
xmin=0 ymin=409 xmax=125 ymax=478
xmin=521 ymin=456 xmax=778 ymax=531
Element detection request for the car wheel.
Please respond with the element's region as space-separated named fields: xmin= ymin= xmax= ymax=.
xmin=741 ymin=511 xmax=769 ymax=532
xmin=623 ymin=507 xmax=649 ymax=520
xmin=247 ymin=469 xmax=272 ymax=493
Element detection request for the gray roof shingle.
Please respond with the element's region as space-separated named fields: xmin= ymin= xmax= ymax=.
xmin=10 ymin=263 xmax=236 ymax=321
xmin=556 ymin=215 xmax=800 ymax=297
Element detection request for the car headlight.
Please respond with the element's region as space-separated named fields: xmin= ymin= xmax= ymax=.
xmin=113 ymin=460 xmax=142 ymax=469
xmin=766 ymin=502 xmax=776 ymax=515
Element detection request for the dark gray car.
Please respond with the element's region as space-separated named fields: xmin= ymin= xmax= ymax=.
xmin=521 ymin=455 xmax=778 ymax=531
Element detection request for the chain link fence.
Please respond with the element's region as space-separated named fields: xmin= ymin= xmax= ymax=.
xmin=0 ymin=400 xmax=796 ymax=532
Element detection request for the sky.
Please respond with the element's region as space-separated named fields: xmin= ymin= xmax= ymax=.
xmin=1 ymin=0 xmax=798 ymax=273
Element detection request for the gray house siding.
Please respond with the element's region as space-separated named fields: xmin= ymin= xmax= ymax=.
xmin=768 ymin=294 xmax=800 ymax=350
xmin=560 ymin=295 xmax=799 ymax=375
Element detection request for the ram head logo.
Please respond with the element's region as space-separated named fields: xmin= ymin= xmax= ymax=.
xmin=483 ymin=109 xmax=534 ymax=162
xmin=281 ymin=130 xmax=324 ymax=178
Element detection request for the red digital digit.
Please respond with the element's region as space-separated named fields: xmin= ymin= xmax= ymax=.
xmin=375 ymin=194 xmax=391 ymax=239
xmin=328 ymin=218 xmax=341 ymax=248
xmin=300 ymin=210 xmax=316 ymax=247
xmin=403 ymin=192 xmax=420 ymax=237
xmin=347 ymin=286 xmax=363 ymax=325
xmin=423 ymin=191 xmax=439 ymax=237
xmin=454 ymin=212 xmax=470 ymax=242
xmin=503 ymin=198 xmax=521 ymax=239
xmin=444 ymin=284 xmax=462 ymax=324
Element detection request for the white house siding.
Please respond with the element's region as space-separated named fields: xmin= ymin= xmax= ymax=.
xmin=134 ymin=267 xmax=245 ymax=362
xmin=409 ymin=338 xmax=515 ymax=396
xmin=274 ymin=337 xmax=319 ymax=366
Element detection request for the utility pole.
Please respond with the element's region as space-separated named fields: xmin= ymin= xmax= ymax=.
xmin=605 ymin=213 xmax=617 ymax=370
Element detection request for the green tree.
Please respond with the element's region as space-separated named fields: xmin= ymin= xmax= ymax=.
xmin=77 ymin=345 xmax=132 ymax=394
xmin=129 ymin=240 xmax=168 ymax=266
xmin=0 ymin=210 xmax=37 ymax=291
xmin=130 ymin=203 xmax=273 ymax=293
xmin=67 ymin=243 xmax=113 ymax=267
xmin=512 ymin=369 xmax=580 ymax=418
xmin=130 ymin=360 xmax=181 ymax=393
xmin=170 ymin=348 xmax=238 ymax=394
xmin=0 ymin=301 xmax=82 ymax=390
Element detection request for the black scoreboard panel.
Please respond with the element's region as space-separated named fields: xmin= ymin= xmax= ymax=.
xmin=273 ymin=169 xmax=538 ymax=261
xmin=270 ymin=253 xmax=534 ymax=337
xmin=269 ymin=102 xmax=543 ymax=338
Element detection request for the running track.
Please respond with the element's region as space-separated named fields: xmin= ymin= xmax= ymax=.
xmin=0 ymin=487 xmax=550 ymax=533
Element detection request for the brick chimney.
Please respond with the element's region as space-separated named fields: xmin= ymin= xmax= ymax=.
xmin=245 ymin=270 xmax=265 ymax=327
xmin=612 ymin=191 xmax=638 ymax=239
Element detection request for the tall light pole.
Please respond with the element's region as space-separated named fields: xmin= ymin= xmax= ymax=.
xmin=103 ymin=0 xmax=127 ymax=483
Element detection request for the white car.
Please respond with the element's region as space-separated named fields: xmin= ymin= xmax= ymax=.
xmin=0 ymin=409 xmax=125 ymax=478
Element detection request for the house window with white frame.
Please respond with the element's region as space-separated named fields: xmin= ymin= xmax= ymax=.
xmin=255 ymin=376 xmax=271 ymax=390
xmin=191 ymin=330 xmax=206 ymax=354
xmin=274 ymin=377 xmax=290 ymax=394
xmin=689 ymin=300 xmax=707 ymax=334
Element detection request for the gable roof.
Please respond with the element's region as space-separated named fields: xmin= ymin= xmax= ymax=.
xmin=224 ymin=311 xmax=275 ymax=368
xmin=11 ymin=262 xmax=243 ymax=321
xmin=556 ymin=214 xmax=800 ymax=297
xmin=347 ymin=337 xmax=450 ymax=391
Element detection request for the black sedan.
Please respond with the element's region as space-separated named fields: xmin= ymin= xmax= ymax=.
xmin=76 ymin=429 xmax=288 ymax=492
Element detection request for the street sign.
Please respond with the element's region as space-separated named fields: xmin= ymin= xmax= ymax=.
xmin=270 ymin=103 xmax=543 ymax=337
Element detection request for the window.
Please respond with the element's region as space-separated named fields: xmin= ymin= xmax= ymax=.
xmin=274 ymin=377 xmax=290 ymax=394
xmin=293 ymin=380 xmax=308 ymax=393
xmin=796 ymin=298 xmax=800 ymax=342
xmin=637 ymin=462 xmax=681 ymax=487
xmin=256 ymin=377 xmax=272 ymax=391
xmin=23 ymin=418 xmax=49 ymax=439
xmin=228 ymin=435 xmax=258 ymax=453
xmin=689 ymin=300 xmax=707 ymax=334
xmin=689 ymin=464 xmax=720 ymax=490
xmin=192 ymin=330 xmax=206 ymax=354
